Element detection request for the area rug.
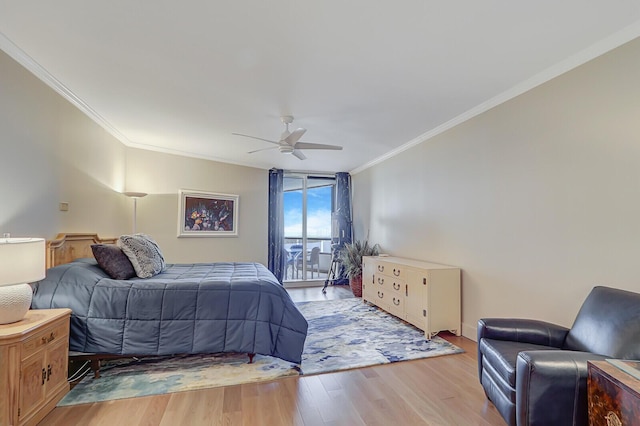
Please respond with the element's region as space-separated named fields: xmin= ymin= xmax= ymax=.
xmin=59 ymin=298 xmax=463 ymax=406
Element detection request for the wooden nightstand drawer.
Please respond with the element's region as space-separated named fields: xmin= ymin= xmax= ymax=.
xmin=22 ymin=321 xmax=69 ymax=359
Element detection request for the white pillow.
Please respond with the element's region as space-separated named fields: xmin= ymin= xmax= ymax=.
xmin=117 ymin=234 xmax=166 ymax=278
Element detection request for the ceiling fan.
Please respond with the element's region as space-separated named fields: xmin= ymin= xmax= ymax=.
xmin=232 ymin=116 xmax=343 ymax=160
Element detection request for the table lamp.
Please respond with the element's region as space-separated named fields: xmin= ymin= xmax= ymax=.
xmin=0 ymin=237 xmax=46 ymax=324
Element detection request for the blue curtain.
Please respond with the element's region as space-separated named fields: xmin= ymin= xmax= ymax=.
xmin=267 ymin=168 xmax=285 ymax=282
xmin=334 ymin=172 xmax=353 ymax=284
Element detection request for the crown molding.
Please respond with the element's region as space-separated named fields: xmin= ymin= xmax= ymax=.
xmin=351 ymin=20 xmax=640 ymax=175
xmin=0 ymin=31 xmax=134 ymax=146
xmin=124 ymin=139 xmax=274 ymax=170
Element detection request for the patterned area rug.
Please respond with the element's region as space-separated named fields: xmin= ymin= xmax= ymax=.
xmin=59 ymin=298 xmax=463 ymax=406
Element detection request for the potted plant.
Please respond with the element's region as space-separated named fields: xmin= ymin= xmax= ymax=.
xmin=339 ymin=240 xmax=380 ymax=297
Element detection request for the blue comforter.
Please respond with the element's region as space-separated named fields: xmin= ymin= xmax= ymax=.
xmin=31 ymin=259 xmax=308 ymax=363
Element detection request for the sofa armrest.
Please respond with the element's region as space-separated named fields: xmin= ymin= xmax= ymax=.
xmin=516 ymin=350 xmax=608 ymax=426
xmin=477 ymin=318 xmax=570 ymax=347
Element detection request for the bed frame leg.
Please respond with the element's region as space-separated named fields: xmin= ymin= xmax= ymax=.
xmin=91 ymin=359 xmax=101 ymax=379
xmin=248 ymin=353 xmax=255 ymax=364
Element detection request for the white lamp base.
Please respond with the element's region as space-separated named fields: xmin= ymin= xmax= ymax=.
xmin=0 ymin=283 xmax=33 ymax=324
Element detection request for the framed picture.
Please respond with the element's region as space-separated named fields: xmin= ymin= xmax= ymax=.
xmin=178 ymin=190 xmax=239 ymax=237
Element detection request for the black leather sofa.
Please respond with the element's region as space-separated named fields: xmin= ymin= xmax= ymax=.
xmin=477 ymin=286 xmax=640 ymax=425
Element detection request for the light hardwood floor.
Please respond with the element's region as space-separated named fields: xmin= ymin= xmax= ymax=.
xmin=39 ymin=285 xmax=504 ymax=426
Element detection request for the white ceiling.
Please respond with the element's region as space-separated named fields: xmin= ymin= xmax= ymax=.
xmin=1 ymin=2 xmax=640 ymax=173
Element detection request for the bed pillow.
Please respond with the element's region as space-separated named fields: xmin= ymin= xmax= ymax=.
xmin=91 ymin=244 xmax=137 ymax=280
xmin=117 ymin=234 xmax=166 ymax=278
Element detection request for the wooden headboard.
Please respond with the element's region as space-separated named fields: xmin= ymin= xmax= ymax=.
xmin=47 ymin=233 xmax=117 ymax=268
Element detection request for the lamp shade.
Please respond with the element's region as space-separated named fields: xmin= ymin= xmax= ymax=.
xmin=124 ymin=191 xmax=147 ymax=198
xmin=0 ymin=238 xmax=46 ymax=287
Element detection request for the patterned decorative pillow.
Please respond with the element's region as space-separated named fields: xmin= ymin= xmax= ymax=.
xmin=91 ymin=244 xmax=137 ymax=280
xmin=117 ymin=234 xmax=166 ymax=278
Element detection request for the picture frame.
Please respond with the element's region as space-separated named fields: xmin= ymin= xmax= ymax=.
xmin=178 ymin=190 xmax=239 ymax=237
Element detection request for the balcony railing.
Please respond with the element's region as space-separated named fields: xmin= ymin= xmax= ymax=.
xmin=283 ymin=237 xmax=332 ymax=282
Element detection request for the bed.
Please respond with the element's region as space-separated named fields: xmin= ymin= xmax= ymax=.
xmin=31 ymin=233 xmax=308 ymax=375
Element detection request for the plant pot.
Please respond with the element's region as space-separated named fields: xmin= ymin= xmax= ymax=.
xmin=349 ymin=275 xmax=363 ymax=297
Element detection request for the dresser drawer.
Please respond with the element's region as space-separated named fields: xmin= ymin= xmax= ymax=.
xmin=388 ymin=278 xmax=404 ymax=294
xmin=374 ymin=273 xmax=387 ymax=288
xmin=387 ymin=293 xmax=404 ymax=318
xmin=374 ymin=260 xmax=405 ymax=279
xmin=375 ymin=273 xmax=404 ymax=291
xmin=371 ymin=287 xmax=389 ymax=309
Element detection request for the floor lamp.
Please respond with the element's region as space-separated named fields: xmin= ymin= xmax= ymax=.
xmin=124 ymin=192 xmax=147 ymax=234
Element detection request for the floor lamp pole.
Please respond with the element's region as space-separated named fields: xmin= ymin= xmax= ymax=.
xmin=124 ymin=192 xmax=148 ymax=234
xmin=132 ymin=197 xmax=138 ymax=233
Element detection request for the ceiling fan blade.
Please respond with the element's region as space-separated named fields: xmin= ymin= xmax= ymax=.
xmin=294 ymin=142 xmax=343 ymax=151
xmin=292 ymin=150 xmax=307 ymax=160
xmin=247 ymin=146 xmax=278 ymax=154
xmin=284 ymin=128 xmax=306 ymax=145
xmin=280 ymin=129 xmax=291 ymax=141
xmin=232 ymin=133 xmax=279 ymax=145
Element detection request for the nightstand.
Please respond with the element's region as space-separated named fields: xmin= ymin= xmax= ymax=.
xmin=588 ymin=360 xmax=640 ymax=425
xmin=0 ymin=309 xmax=71 ymax=426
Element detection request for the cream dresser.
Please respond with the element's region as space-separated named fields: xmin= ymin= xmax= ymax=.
xmin=362 ymin=256 xmax=461 ymax=339
xmin=0 ymin=309 xmax=71 ymax=426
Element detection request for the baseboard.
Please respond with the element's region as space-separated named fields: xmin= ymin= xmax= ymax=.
xmin=462 ymin=322 xmax=477 ymax=341
xmin=283 ymin=281 xmax=325 ymax=289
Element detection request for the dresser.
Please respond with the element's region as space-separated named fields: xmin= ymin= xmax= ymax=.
xmin=588 ymin=360 xmax=640 ymax=425
xmin=362 ymin=256 xmax=461 ymax=339
xmin=0 ymin=309 xmax=71 ymax=426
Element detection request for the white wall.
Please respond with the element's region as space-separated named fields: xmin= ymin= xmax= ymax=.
xmin=125 ymin=148 xmax=268 ymax=264
xmin=0 ymin=49 xmax=129 ymax=239
xmin=352 ymin=37 xmax=640 ymax=340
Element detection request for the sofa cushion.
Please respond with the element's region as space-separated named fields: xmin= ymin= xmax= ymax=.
xmin=479 ymin=339 xmax=561 ymax=388
xmin=564 ymin=286 xmax=640 ymax=358
xmin=482 ymin=357 xmax=518 ymax=405
xmin=481 ymin=366 xmax=517 ymax=425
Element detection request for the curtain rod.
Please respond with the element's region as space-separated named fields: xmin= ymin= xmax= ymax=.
xmin=283 ymin=169 xmax=340 ymax=177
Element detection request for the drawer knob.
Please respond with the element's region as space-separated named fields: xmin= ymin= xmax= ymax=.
xmin=393 ymin=297 xmax=400 ymax=306
xmin=377 ymin=277 xmax=384 ymax=285
xmin=377 ymin=291 xmax=384 ymax=299
xmin=393 ymin=268 xmax=401 ymax=277
xmin=377 ymin=265 xmax=384 ymax=272
xmin=393 ymin=282 xmax=400 ymax=291
xmin=42 ymin=332 xmax=55 ymax=344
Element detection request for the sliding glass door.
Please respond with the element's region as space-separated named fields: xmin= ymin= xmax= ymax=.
xmin=283 ymin=174 xmax=335 ymax=283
